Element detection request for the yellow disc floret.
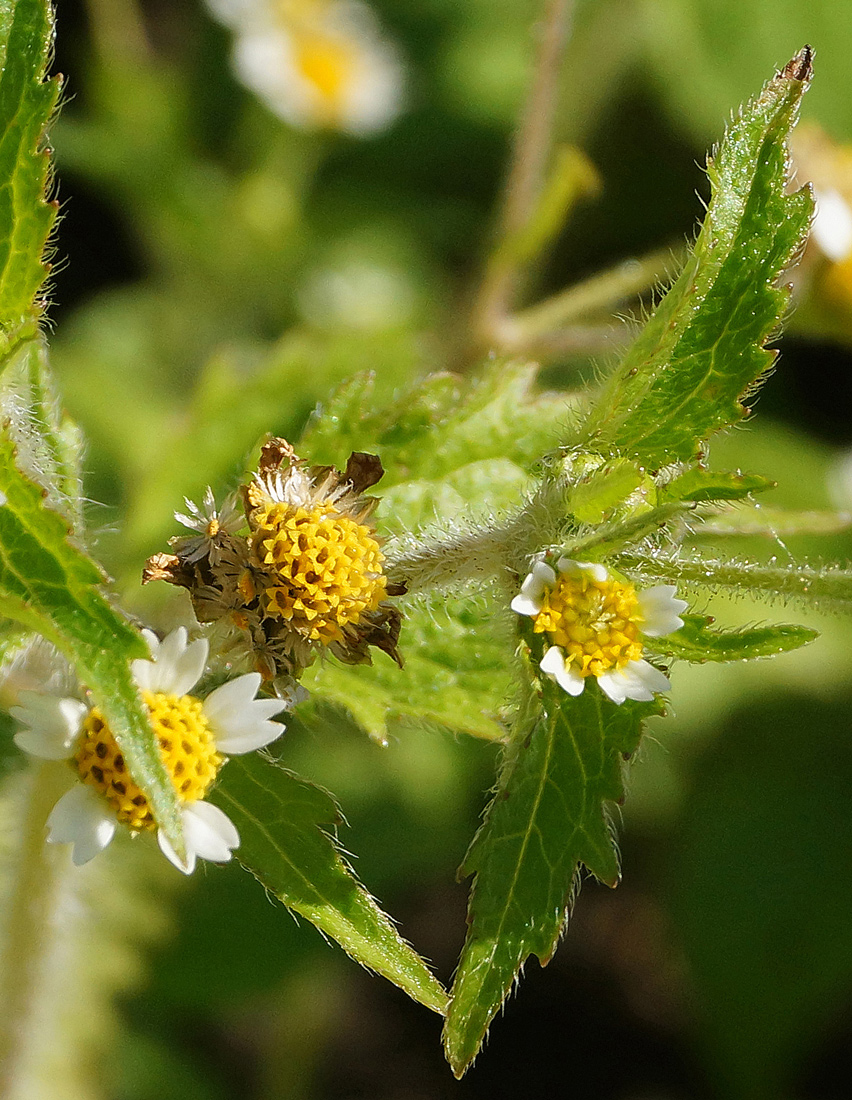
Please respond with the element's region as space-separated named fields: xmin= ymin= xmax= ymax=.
xmin=74 ymin=691 xmax=223 ymax=831
xmin=251 ymin=501 xmax=387 ymax=645
xmin=533 ymin=571 xmax=644 ymax=678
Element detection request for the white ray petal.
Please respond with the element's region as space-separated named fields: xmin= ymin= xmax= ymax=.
xmin=540 ymin=646 xmax=586 ymax=696
xmin=158 ymin=801 xmax=240 ymax=874
xmin=203 ymin=674 xmax=286 ymax=753
xmin=636 ymin=585 xmax=688 ymax=637
xmin=511 ymin=561 xmax=556 ymax=616
xmin=598 ymin=659 xmax=671 ymax=705
xmin=11 ymin=694 xmax=87 ymax=759
xmin=46 ymin=784 xmax=117 ymax=865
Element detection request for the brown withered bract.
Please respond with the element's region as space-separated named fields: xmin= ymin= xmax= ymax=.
xmin=143 ymin=438 xmax=405 ymax=693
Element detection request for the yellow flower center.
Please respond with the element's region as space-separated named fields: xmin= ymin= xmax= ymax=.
xmin=294 ymin=32 xmax=354 ymax=106
xmin=74 ymin=692 xmax=223 ymax=831
xmin=533 ymin=571 xmax=644 ymax=678
xmin=250 ymin=501 xmax=387 ymax=645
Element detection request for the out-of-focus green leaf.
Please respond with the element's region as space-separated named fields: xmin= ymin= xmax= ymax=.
xmin=0 ymin=0 xmax=58 ymax=352
xmin=660 ymin=468 xmax=775 ymax=503
xmin=443 ymin=655 xmax=657 ymax=1076
xmin=581 ymin=50 xmax=813 ymax=467
xmin=213 ymin=753 xmax=448 ymax=1015
xmin=653 ymin=614 xmax=818 ymax=662
xmin=0 ymin=438 xmax=184 ymax=856
xmin=303 ymin=598 xmax=509 ymax=745
xmin=299 ymin=361 xmax=572 ymax=493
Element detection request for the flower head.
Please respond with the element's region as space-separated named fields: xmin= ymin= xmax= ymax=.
xmin=206 ymin=0 xmax=404 ymax=135
xmin=12 ymin=629 xmax=287 ymax=873
xmin=143 ymin=438 xmax=404 ymax=684
xmin=512 ymin=558 xmax=686 ymax=705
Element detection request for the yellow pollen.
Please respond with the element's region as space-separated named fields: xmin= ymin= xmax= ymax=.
xmin=250 ymin=501 xmax=387 ymax=645
xmin=206 ymin=517 xmax=221 ymax=538
xmin=533 ymin=571 xmax=644 ymax=678
xmin=74 ymin=691 xmax=223 ymax=831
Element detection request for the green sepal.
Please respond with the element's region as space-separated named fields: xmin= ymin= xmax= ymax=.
xmin=653 ymin=614 xmax=818 ymax=662
xmin=661 ymin=468 xmax=775 ymax=503
xmin=0 ymin=0 xmax=59 ymax=350
xmin=443 ymin=630 xmax=660 ymax=1076
xmin=0 ymin=436 xmax=185 ymax=857
xmin=212 ymin=753 xmax=448 ymax=1015
xmin=580 ymin=49 xmax=814 ymax=466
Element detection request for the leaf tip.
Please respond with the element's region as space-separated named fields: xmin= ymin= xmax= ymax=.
xmin=781 ymin=45 xmax=814 ymax=85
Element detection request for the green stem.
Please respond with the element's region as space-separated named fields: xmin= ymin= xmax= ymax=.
xmin=505 ymin=245 xmax=681 ymax=354
xmin=468 ymin=0 xmax=576 ymax=355
xmin=0 ymin=762 xmax=73 ymax=1097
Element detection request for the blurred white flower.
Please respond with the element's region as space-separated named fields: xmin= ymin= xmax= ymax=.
xmin=206 ymin=0 xmax=404 ymax=135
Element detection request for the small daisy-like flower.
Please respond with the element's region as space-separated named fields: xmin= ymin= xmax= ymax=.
xmin=11 ymin=629 xmax=287 ymax=873
xmin=512 ymin=559 xmax=687 ymax=705
xmin=206 ymin=0 xmax=404 ymax=135
xmin=143 ymin=438 xmax=404 ymax=683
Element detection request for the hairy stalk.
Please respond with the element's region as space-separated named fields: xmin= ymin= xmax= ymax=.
xmin=0 ymin=762 xmax=73 ymax=1097
xmin=387 ymin=480 xmax=569 ymax=593
xmin=616 ymin=552 xmax=852 ymax=612
xmin=468 ymin=0 xmax=576 ymax=355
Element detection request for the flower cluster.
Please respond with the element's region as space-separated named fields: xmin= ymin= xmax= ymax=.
xmin=512 ymin=558 xmax=686 ymax=705
xmin=12 ymin=629 xmax=288 ymax=873
xmin=144 ymin=438 xmax=404 ymax=688
xmin=204 ymin=0 xmax=404 ymax=135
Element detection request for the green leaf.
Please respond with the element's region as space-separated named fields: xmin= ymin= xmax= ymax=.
xmin=443 ymin=671 xmax=656 ymax=1076
xmin=212 ymin=753 xmax=448 ymax=1015
xmin=581 ymin=49 xmax=814 ymax=467
xmin=300 ymin=361 xmax=571 ymax=496
xmin=0 ymin=437 xmax=185 ymax=856
xmin=0 ymin=0 xmax=59 ymax=350
xmin=653 ymin=614 xmax=818 ymax=662
xmin=568 ymin=457 xmax=644 ymax=523
xmin=303 ymin=597 xmax=509 ymax=744
xmin=660 ymin=468 xmax=775 ymax=503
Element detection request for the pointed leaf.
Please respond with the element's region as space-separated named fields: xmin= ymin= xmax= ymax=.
xmin=443 ymin=672 xmax=657 ymax=1076
xmin=661 ymin=468 xmax=775 ymax=503
xmin=213 ymin=753 xmax=448 ymax=1015
xmin=653 ymin=614 xmax=818 ymax=662
xmin=582 ymin=49 xmax=814 ymax=466
xmin=0 ymin=0 xmax=59 ymax=350
xmin=0 ymin=437 xmax=185 ymax=856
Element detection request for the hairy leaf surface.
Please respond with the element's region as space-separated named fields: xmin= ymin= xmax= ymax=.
xmin=214 ymin=753 xmax=448 ymax=1014
xmin=443 ymin=666 xmax=657 ymax=1075
xmin=581 ymin=49 xmax=814 ymax=466
xmin=653 ymin=614 xmax=818 ymax=662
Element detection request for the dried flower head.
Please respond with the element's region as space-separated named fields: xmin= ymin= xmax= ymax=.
xmin=144 ymin=438 xmax=404 ymax=686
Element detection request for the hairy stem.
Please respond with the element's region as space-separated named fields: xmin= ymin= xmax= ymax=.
xmin=0 ymin=763 xmax=72 ymax=1097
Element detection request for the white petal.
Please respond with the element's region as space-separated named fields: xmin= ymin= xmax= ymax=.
xmin=46 ymin=784 xmax=117 ymax=865
xmin=556 ymin=558 xmax=608 ymax=583
xmin=132 ymin=629 xmax=209 ymax=696
xmin=636 ymin=585 xmax=688 ymax=637
xmin=158 ymin=801 xmax=240 ymax=875
xmin=204 ymin=673 xmax=287 ymax=753
xmin=597 ymin=659 xmax=671 ymax=705
xmin=510 ymin=561 xmax=556 ymax=617
xmin=540 ymin=646 xmax=586 ymax=696
xmin=11 ymin=694 xmax=87 ymax=759
xmin=812 ymin=188 xmax=852 ymax=262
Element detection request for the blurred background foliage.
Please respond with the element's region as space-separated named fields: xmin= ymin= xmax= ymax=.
xmin=37 ymin=0 xmax=852 ymax=1095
